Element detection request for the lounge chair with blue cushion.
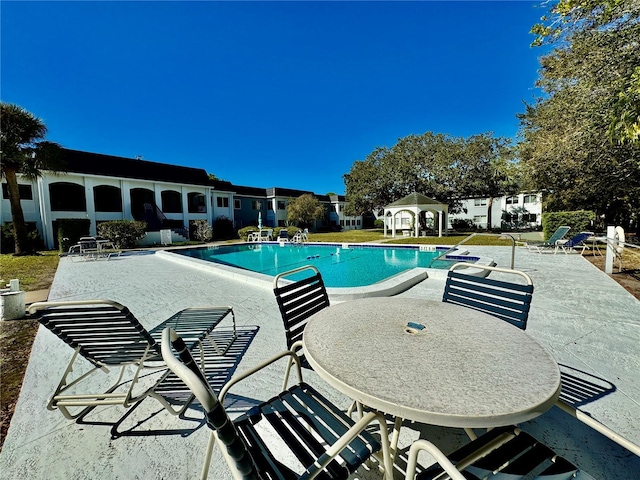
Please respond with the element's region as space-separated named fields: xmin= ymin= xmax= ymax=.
xmin=161 ymin=327 xmax=393 ymax=480
xmin=555 ymin=231 xmax=593 ymax=254
xmin=276 ymin=228 xmax=290 ymax=242
xmin=27 ymin=300 xmax=236 ymax=420
xmin=524 ymin=225 xmax=572 ymax=253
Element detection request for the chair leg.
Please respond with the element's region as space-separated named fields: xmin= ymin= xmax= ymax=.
xmin=201 ymin=430 xmax=218 ymax=480
xmin=282 ymin=340 xmax=304 ymax=390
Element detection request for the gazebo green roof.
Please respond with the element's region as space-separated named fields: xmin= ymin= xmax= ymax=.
xmin=386 ymin=192 xmax=445 ymax=207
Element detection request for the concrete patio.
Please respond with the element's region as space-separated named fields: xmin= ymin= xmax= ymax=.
xmin=1 ymin=244 xmax=639 ymax=479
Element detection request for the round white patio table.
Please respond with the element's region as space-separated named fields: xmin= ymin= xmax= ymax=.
xmin=303 ymin=297 xmax=561 ymax=429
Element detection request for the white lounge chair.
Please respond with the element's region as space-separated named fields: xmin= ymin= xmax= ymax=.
xmin=27 ymin=300 xmax=236 ymax=420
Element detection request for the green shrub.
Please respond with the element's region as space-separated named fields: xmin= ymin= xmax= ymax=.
xmin=373 ymin=219 xmax=384 ymax=229
xmin=212 ymin=216 xmax=237 ymax=240
xmin=452 ymin=218 xmax=476 ymax=231
xmin=55 ymin=219 xmax=91 ymax=252
xmin=0 ymin=223 xmax=44 ymax=253
xmin=541 ymin=210 xmax=595 ymax=240
xmin=238 ymin=226 xmax=258 ymax=241
xmin=97 ymin=220 xmax=147 ymax=249
xmin=192 ymin=219 xmax=213 ymax=242
xmin=287 ymin=226 xmax=300 ymax=237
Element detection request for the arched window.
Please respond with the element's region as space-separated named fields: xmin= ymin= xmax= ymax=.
xmin=187 ymin=192 xmax=206 ymax=213
xmin=161 ymin=190 xmax=182 ymax=213
xmin=93 ymin=185 xmax=122 ymax=212
xmin=130 ymin=188 xmax=155 ymax=221
xmin=49 ymin=182 xmax=86 ymax=211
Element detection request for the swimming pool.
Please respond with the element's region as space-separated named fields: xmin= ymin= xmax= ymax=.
xmin=167 ymin=243 xmax=473 ymax=288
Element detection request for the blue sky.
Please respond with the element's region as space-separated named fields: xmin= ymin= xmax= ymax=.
xmin=2 ymin=1 xmax=547 ymax=195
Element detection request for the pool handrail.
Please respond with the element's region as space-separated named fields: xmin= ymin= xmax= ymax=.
xmin=429 ymin=232 xmax=516 ymax=269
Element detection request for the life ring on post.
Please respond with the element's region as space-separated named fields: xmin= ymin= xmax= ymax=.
xmin=613 ymin=226 xmax=625 ymax=254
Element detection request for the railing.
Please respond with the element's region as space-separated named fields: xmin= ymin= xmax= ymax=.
xmin=594 ymin=229 xmax=640 ymax=274
xmin=428 ymin=232 xmax=517 ymax=269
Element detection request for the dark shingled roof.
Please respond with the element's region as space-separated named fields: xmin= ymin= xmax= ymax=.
xmin=386 ymin=192 xmax=446 ymax=207
xmin=232 ymin=184 xmax=269 ymax=196
xmin=58 ymin=148 xmax=211 ymax=186
xmin=266 ymin=187 xmax=315 ymax=197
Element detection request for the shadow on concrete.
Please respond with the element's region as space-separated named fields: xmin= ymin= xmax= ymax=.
xmin=559 ymin=363 xmax=616 ymax=407
xmin=73 ymin=325 xmax=260 ymax=439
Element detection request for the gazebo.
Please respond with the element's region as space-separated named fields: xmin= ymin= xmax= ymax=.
xmin=383 ymin=192 xmax=449 ymax=238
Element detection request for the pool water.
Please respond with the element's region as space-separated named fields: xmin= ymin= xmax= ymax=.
xmin=171 ymin=243 xmax=462 ymax=288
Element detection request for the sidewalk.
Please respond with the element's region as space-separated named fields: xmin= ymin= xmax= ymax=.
xmin=23 ymin=289 xmax=49 ymax=306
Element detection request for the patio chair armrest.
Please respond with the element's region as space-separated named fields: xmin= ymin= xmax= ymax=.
xmin=301 ymin=410 xmax=393 ymax=480
xmin=405 ymin=439 xmax=466 ymax=480
xmin=219 ymin=349 xmax=303 ymax=402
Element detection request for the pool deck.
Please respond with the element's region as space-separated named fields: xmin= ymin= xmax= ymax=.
xmin=1 ymin=244 xmax=639 ymax=479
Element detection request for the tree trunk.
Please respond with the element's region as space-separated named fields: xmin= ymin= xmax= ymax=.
xmin=487 ymin=197 xmax=494 ymax=231
xmin=4 ymin=168 xmax=30 ymax=255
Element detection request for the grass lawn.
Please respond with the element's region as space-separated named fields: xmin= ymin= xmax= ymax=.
xmin=1 ymin=251 xmax=59 ymax=451
xmin=0 ymin=251 xmax=60 ymax=291
xmin=308 ymin=229 xmax=514 ymax=246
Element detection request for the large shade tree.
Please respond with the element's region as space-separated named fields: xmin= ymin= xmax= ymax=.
xmin=520 ymin=0 xmax=640 ymax=227
xmin=531 ymin=0 xmax=640 ymax=145
xmin=1 ymin=103 xmax=64 ymax=254
xmin=286 ymin=194 xmax=326 ymax=228
xmin=343 ymin=131 xmax=518 ymax=224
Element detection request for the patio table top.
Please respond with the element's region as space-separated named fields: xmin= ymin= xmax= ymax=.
xmin=303 ymin=297 xmax=561 ymax=428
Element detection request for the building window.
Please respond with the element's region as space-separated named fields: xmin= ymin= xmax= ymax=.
xmin=2 ymin=183 xmax=33 ymax=200
xmin=234 ymin=199 xmax=241 ymax=209
xmin=473 ymin=215 xmax=487 ymax=225
xmin=506 ymin=196 xmax=519 ymax=205
xmin=49 ymin=182 xmax=86 ymax=211
xmin=277 ymin=200 xmax=286 ymax=210
xmin=523 ymin=194 xmax=537 ymax=204
xmin=94 ymin=185 xmax=122 ymax=212
xmin=252 ymin=200 xmax=262 ymax=210
xmin=187 ymin=192 xmax=206 ymax=213
xmin=216 ymin=196 xmax=229 ymax=208
xmin=161 ymin=190 xmax=182 ymax=213
xmin=523 ymin=213 xmax=537 ymax=222
xmin=474 ymin=198 xmax=487 ymax=206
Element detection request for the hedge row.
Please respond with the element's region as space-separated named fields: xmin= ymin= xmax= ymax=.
xmin=541 ymin=211 xmax=595 ymax=240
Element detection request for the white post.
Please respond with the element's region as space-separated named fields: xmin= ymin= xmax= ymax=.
xmin=438 ymin=211 xmax=443 ymax=238
xmin=384 ymin=211 xmax=387 ymax=237
xmin=605 ymin=225 xmax=615 ymax=274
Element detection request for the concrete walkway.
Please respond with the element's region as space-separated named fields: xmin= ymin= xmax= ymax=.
xmin=1 ymin=245 xmax=639 ymax=479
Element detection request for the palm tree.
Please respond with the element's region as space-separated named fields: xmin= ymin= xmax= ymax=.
xmin=1 ymin=103 xmax=65 ymax=255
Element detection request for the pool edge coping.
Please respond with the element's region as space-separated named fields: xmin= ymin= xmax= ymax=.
xmin=155 ymin=242 xmax=494 ymax=301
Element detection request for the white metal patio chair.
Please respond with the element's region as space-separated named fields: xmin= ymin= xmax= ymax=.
xmin=161 ymin=327 xmax=393 ymax=480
